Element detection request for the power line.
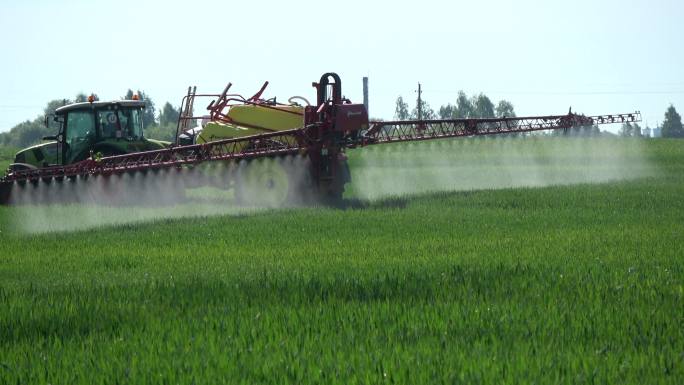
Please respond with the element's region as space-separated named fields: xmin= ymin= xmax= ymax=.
xmin=423 ymin=90 xmax=684 ymax=96
xmin=0 ymin=105 xmax=43 ymax=109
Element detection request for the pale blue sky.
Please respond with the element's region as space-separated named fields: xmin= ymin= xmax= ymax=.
xmin=0 ymin=0 xmax=682 ymax=132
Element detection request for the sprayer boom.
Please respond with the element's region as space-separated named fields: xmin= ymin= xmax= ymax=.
xmin=360 ymin=112 xmax=641 ymax=146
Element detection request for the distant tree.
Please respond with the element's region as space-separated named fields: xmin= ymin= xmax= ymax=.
xmin=472 ymin=94 xmax=495 ymax=118
xmin=586 ymin=125 xmax=601 ymax=136
xmin=411 ymin=99 xmax=435 ymax=120
xmin=18 ymin=122 xmax=49 ymax=147
xmin=642 ymin=125 xmax=653 ymax=137
xmin=7 ymin=120 xmax=51 ymax=148
xmin=144 ymin=125 xmax=178 ymax=142
xmin=74 ymin=93 xmax=88 ymax=103
xmin=43 ymin=99 xmax=71 ymax=117
xmin=493 ymin=100 xmax=519 ymax=136
xmin=632 ymin=122 xmax=642 ymax=137
xmin=39 ymin=99 xmax=71 ymax=134
xmin=438 ymin=104 xmax=455 ymax=119
xmin=661 ymin=104 xmax=683 ymax=138
xmin=495 ymin=100 xmax=516 ymax=118
xmin=454 ymin=91 xmax=473 ymax=118
xmin=159 ymin=102 xmax=180 ymax=126
xmin=139 ymin=91 xmax=156 ymax=127
xmin=566 ymin=124 xmax=600 ymax=137
xmin=394 ymin=96 xmax=410 ymax=120
xmin=619 ymin=122 xmax=633 ymax=137
xmin=124 ymin=89 xmax=156 ymax=127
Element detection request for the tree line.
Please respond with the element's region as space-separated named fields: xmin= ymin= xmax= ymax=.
xmin=0 ymin=91 xmax=182 ymax=148
xmin=394 ymin=92 xmax=600 ymax=136
xmin=394 ymin=91 xmax=516 ymax=121
xmin=618 ymin=105 xmax=683 ymax=138
xmin=395 ymin=93 xmax=684 ymax=138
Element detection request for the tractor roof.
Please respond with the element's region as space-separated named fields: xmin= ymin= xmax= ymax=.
xmin=55 ymin=100 xmax=146 ymax=114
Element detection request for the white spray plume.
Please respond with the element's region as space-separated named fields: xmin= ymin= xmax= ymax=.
xmin=8 ymin=155 xmax=313 ymax=234
xmin=347 ymin=136 xmax=656 ymax=200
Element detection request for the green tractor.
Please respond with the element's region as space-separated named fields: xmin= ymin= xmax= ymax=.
xmin=9 ymin=99 xmax=169 ymax=172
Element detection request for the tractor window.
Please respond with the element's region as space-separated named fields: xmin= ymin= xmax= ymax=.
xmin=65 ymin=111 xmax=95 ymax=162
xmin=66 ymin=111 xmax=95 ymax=142
xmin=97 ymin=108 xmax=144 ymax=139
xmin=98 ymin=110 xmax=120 ymax=139
xmin=118 ymin=108 xmax=144 ymax=139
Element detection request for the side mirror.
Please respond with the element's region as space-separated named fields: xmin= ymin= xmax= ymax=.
xmin=44 ymin=113 xmax=60 ymax=128
xmin=42 ymin=135 xmax=58 ymax=141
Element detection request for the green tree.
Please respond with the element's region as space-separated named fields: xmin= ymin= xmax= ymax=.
xmin=661 ymin=104 xmax=683 ymax=138
xmin=42 ymin=99 xmax=72 ymax=133
xmin=623 ymin=123 xmax=644 ymax=137
xmin=454 ymin=91 xmax=473 ymax=118
xmin=6 ymin=120 xmax=50 ymax=148
xmin=566 ymin=124 xmax=600 ymax=137
xmin=159 ymin=102 xmax=180 ymax=126
xmin=18 ymin=122 xmax=49 ymax=147
xmin=125 ymin=89 xmax=156 ymax=127
xmin=394 ymin=96 xmax=409 ymax=120
xmin=43 ymin=99 xmax=71 ymax=117
xmin=438 ymin=104 xmax=455 ymax=119
xmin=472 ymin=94 xmax=495 ymax=118
xmin=411 ymin=99 xmax=435 ymax=120
xmin=2 ymin=98 xmax=76 ymax=148
xmin=619 ymin=122 xmax=633 ymax=137
xmin=587 ymin=125 xmax=600 ymax=136
xmin=495 ymin=100 xmax=516 ymax=118
xmin=144 ymin=125 xmax=178 ymax=142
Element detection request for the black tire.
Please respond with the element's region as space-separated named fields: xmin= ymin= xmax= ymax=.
xmin=0 ymin=183 xmax=12 ymax=205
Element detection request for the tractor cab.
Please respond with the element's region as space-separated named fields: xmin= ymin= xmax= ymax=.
xmin=10 ymin=100 xmax=168 ymax=171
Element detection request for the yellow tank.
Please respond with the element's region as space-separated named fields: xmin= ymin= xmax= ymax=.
xmin=197 ymin=104 xmax=304 ymax=144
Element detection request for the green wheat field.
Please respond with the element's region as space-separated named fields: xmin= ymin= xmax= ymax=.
xmin=0 ymin=138 xmax=682 ymax=384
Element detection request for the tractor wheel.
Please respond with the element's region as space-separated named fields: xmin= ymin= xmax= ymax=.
xmin=0 ymin=183 xmax=10 ymax=205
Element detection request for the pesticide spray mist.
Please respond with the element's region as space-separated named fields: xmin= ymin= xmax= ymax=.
xmin=9 ymin=155 xmax=313 ymax=234
xmin=8 ymin=137 xmax=656 ymax=233
xmin=347 ymin=136 xmax=657 ymax=200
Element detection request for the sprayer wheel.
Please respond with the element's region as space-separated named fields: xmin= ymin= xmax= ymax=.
xmin=235 ymin=158 xmax=291 ymax=207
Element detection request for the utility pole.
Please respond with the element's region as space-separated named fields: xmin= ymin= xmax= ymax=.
xmin=416 ymin=82 xmax=422 ymax=121
xmin=362 ymin=77 xmax=369 ymax=116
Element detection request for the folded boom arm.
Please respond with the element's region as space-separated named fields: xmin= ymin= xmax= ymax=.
xmin=359 ymin=112 xmax=642 ymax=146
